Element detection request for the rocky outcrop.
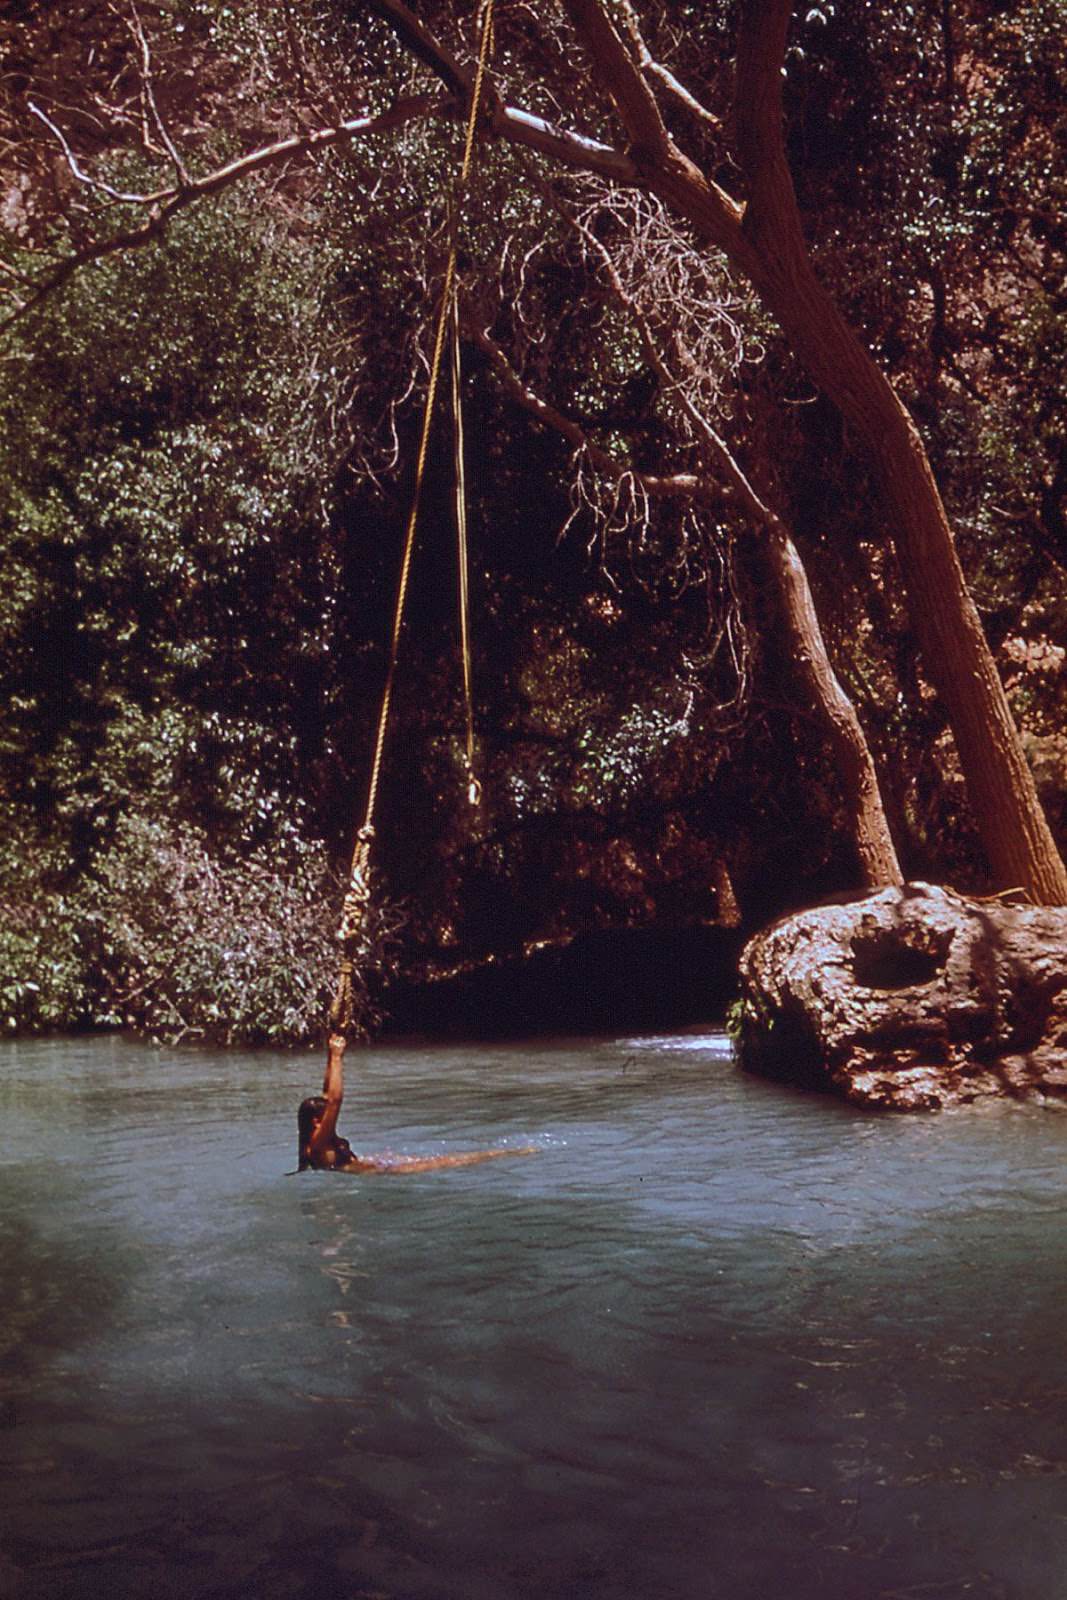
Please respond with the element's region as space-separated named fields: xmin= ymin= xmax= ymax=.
xmin=736 ymin=883 xmax=1067 ymax=1110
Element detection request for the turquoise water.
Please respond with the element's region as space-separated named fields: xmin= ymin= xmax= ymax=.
xmin=1 ymin=1033 xmax=1065 ymax=1599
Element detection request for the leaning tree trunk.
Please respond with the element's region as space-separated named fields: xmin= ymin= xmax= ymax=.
xmin=727 ymin=0 xmax=1067 ymax=905
xmin=596 ymin=0 xmax=1067 ymax=905
xmin=387 ymin=0 xmax=1065 ymax=903
xmin=761 ymin=518 xmax=903 ymax=889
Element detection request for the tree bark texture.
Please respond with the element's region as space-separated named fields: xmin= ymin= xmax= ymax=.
xmin=761 ymin=521 xmax=903 ymax=889
xmin=559 ymin=0 xmax=1067 ymax=904
xmin=727 ymin=1 xmax=1067 ymax=905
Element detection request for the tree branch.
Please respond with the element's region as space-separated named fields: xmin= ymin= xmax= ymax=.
xmin=361 ymin=0 xmax=471 ymax=100
xmin=8 ymin=3 xmax=740 ymax=336
xmin=615 ymin=0 xmax=723 ymax=133
xmin=7 ymin=83 xmax=644 ymax=336
xmin=7 ymin=2 xmax=694 ymax=333
xmin=494 ymin=106 xmax=637 ymax=184
xmin=126 ymin=0 xmax=191 ymax=186
xmin=560 ymin=0 xmax=671 ymax=160
xmin=642 ymin=60 xmax=724 ymax=133
xmin=365 ymin=0 xmax=637 ymax=182
xmin=2 ymin=94 xmax=446 ymax=335
xmin=561 ymin=202 xmax=768 ymax=528
xmin=27 ymin=101 xmax=152 ymax=203
xmin=463 ymin=314 xmax=724 ymax=506
xmin=552 ymin=0 xmax=743 ymax=257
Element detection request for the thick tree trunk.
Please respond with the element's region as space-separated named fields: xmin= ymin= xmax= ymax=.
xmin=605 ymin=0 xmax=1067 ymax=904
xmin=382 ymin=0 xmax=1066 ymax=902
xmin=761 ymin=519 xmax=903 ymax=889
xmin=744 ymin=276 xmax=1067 ymax=900
xmin=727 ymin=0 xmax=1067 ymax=905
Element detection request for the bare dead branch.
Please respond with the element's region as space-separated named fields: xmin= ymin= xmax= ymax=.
xmin=495 ymin=106 xmax=636 ymax=184
xmin=644 ymin=61 xmax=723 ymax=132
xmin=463 ymin=314 xmax=723 ymax=508
xmin=27 ymin=101 xmax=153 ymax=203
xmin=125 ymin=0 xmax=191 ymax=185
xmin=366 ymin=0 xmax=638 ymax=181
xmin=562 ymin=200 xmax=772 ymax=530
xmin=2 ymin=94 xmax=447 ymax=336
xmin=10 ymin=92 xmax=644 ymax=337
xmin=614 ymin=1 xmax=723 ymax=132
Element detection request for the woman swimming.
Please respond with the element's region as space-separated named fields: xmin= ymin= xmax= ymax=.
xmin=298 ymin=1034 xmax=535 ymax=1174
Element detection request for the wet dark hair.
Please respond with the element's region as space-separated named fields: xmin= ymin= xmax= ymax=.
xmin=297 ymin=1095 xmax=328 ymax=1171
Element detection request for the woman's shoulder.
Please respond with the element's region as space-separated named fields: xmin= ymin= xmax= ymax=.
xmin=318 ymin=1137 xmax=380 ymax=1173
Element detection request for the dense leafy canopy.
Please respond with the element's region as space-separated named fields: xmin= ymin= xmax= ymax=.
xmin=0 ymin=0 xmax=1063 ymax=1036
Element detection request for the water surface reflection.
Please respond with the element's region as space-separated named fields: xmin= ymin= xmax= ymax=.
xmin=1 ymin=1034 xmax=1065 ymax=1598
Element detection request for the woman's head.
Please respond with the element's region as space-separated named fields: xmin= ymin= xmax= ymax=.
xmin=297 ymin=1095 xmax=328 ymax=1170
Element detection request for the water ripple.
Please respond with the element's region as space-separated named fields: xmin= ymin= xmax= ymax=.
xmin=1 ymin=1034 xmax=1065 ymax=1600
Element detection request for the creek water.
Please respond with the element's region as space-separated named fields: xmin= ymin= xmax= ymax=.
xmin=0 ymin=1033 xmax=1065 ymax=1600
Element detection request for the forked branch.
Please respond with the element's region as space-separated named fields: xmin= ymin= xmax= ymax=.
xmin=2 ymin=95 xmax=446 ymax=334
xmin=615 ymin=0 xmax=723 ymax=133
xmin=125 ymin=1 xmax=191 ymax=186
xmin=464 ymin=316 xmax=726 ymax=507
xmin=560 ymin=0 xmax=670 ymax=159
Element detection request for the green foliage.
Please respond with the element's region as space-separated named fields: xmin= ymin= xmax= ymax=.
xmin=88 ymin=812 xmax=396 ymax=1046
xmin=724 ymin=996 xmax=746 ymax=1041
xmin=0 ymin=193 xmax=344 ymax=836
xmin=3 ymin=0 xmax=1065 ymax=1035
xmin=0 ymin=806 xmax=400 ymax=1044
xmin=0 ymin=184 xmax=374 ymax=1040
xmin=0 ymin=807 xmax=95 ymax=1033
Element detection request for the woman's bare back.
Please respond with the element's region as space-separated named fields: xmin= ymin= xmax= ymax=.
xmin=338 ymin=1146 xmax=537 ymax=1175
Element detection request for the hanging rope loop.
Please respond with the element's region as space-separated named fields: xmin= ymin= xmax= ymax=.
xmin=328 ymin=0 xmax=495 ymax=1035
xmin=449 ymin=273 xmax=481 ymax=813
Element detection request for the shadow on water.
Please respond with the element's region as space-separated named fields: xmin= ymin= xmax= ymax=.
xmin=387 ymin=924 xmax=746 ymax=1038
xmin=1 ymin=1034 xmax=1065 ymax=1599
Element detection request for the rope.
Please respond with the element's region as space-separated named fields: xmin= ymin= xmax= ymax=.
xmin=450 ymin=290 xmax=480 ymax=807
xmin=330 ymin=0 xmax=494 ymax=1033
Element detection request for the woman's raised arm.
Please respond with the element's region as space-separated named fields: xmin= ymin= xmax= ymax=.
xmin=308 ymin=1032 xmax=346 ymax=1157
